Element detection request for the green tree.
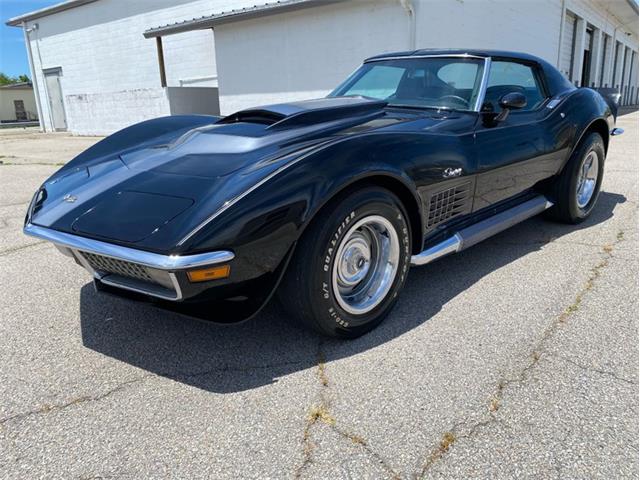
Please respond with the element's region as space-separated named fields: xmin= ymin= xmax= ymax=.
xmin=0 ymin=73 xmax=31 ymax=85
xmin=0 ymin=73 xmax=15 ymax=85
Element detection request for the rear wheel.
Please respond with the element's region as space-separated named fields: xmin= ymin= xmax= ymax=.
xmin=547 ymin=132 xmax=605 ymax=223
xmin=278 ymin=187 xmax=411 ymax=338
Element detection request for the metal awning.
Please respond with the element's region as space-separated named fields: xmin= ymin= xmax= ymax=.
xmin=143 ymin=0 xmax=346 ymax=38
xmin=6 ymin=0 xmax=98 ymax=26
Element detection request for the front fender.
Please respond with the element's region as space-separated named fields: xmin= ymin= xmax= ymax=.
xmin=182 ymin=130 xmax=470 ymax=282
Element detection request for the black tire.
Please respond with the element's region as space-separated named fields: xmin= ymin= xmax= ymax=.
xmin=547 ymin=132 xmax=605 ymax=223
xmin=277 ymin=186 xmax=412 ymax=338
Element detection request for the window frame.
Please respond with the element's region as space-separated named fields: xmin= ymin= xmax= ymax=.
xmin=331 ymin=54 xmax=490 ymax=112
xmin=482 ymin=57 xmax=551 ymax=114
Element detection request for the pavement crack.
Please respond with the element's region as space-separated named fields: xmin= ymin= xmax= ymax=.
xmin=0 ymin=241 xmax=47 ymax=257
xmin=0 ymin=201 xmax=30 ymax=208
xmin=163 ymin=359 xmax=309 ymax=380
xmin=294 ymin=342 xmax=399 ymax=479
xmin=0 ymin=374 xmax=153 ymax=427
xmin=548 ymin=353 xmax=638 ymax=386
xmin=0 ymin=161 xmax=66 ymax=166
xmin=416 ymin=231 xmax=625 ymax=478
xmin=294 ymin=341 xmax=331 ymax=479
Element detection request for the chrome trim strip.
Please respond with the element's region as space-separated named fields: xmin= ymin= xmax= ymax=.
xmin=473 ymin=57 xmax=492 ymax=112
xmin=24 ymin=223 xmax=234 ymax=269
xmin=611 ymin=127 xmax=624 ymax=136
xmin=410 ymin=233 xmax=462 ymax=266
xmin=100 ymin=273 xmax=183 ymax=301
xmin=546 ymin=98 xmax=562 ymax=109
xmin=71 ymin=249 xmax=101 ymax=277
xmin=365 ymin=53 xmax=487 ymax=63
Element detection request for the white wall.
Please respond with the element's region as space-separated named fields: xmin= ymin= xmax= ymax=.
xmin=214 ymin=0 xmax=638 ymax=114
xmin=413 ymin=0 xmax=563 ymax=65
xmin=64 ymin=87 xmax=170 ymax=135
xmin=215 ymin=0 xmax=410 ymax=114
xmin=22 ymin=0 xmax=638 ymax=133
xmin=22 ymin=0 xmax=262 ymax=134
xmin=0 ymin=87 xmax=38 ymax=121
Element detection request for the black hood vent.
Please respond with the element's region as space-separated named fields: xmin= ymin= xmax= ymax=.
xmin=217 ymin=96 xmax=387 ymax=129
xmin=217 ymin=109 xmax=286 ymax=126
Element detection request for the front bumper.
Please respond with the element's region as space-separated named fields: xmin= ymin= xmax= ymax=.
xmin=24 ymin=223 xmax=234 ymax=301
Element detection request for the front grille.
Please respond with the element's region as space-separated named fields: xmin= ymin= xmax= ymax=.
xmin=81 ymin=252 xmax=154 ymax=282
xmin=427 ymin=182 xmax=472 ymax=228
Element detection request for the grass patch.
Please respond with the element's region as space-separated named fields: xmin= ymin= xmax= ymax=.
xmin=307 ymin=404 xmax=335 ymax=426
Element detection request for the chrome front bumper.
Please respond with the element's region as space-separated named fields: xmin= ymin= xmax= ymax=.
xmin=24 ymin=224 xmax=234 ymax=301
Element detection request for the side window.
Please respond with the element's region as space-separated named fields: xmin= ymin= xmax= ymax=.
xmin=483 ymin=61 xmax=546 ymax=112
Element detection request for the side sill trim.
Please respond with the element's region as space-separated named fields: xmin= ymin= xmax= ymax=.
xmin=24 ymin=223 xmax=234 ymax=270
xmin=410 ymin=233 xmax=462 ymax=266
xmin=411 ymin=195 xmax=553 ymax=267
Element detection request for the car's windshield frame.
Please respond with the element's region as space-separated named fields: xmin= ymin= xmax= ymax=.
xmin=329 ymin=54 xmax=492 ymax=113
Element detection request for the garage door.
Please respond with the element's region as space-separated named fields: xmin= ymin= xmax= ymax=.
xmin=559 ymin=11 xmax=577 ymax=81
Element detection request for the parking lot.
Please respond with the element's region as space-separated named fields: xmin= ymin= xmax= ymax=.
xmin=0 ymin=113 xmax=637 ymax=478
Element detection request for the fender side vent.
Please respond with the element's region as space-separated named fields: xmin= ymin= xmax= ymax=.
xmin=427 ymin=182 xmax=472 ymax=228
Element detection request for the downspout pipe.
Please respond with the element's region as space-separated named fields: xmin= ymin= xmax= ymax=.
xmin=399 ymin=0 xmax=416 ymax=50
xmin=22 ymin=21 xmax=45 ymax=131
xmin=556 ymin=0 xmax=566 ymax=68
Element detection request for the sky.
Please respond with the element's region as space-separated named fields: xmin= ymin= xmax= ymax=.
xmin=0 ymin=0 xmax=60 ymax=77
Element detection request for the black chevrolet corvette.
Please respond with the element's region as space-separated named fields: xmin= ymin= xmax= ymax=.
xmin=25 ymin=49 xmax=623 ymax=338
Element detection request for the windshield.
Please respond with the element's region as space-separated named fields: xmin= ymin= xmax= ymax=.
xmin=330 ymin=57 xmax=486 ymax=111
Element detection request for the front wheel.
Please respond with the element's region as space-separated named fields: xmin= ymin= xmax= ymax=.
xmin=277 ymin=187 xmax=411 ymax=338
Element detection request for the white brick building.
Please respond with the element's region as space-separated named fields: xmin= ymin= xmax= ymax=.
xmin=7 ymin=0 xmax=639 ymax=135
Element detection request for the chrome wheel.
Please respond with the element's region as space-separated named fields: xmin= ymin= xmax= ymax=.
xmin=576 ymin=150 xmax=599 ymax=208
xmin=332 ymin=215 xmax=400 ymax=315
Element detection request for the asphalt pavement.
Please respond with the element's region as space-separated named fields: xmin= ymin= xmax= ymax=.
xmin=0 ymin=114 xmax=637 ymax=479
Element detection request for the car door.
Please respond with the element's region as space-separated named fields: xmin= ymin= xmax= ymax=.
xmin=472 ymin=59 xmax=556 ymax=211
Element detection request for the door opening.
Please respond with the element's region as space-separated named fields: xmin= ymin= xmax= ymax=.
xmin=43 ymin=68 xmax=67 ymax=131
xmin=13 ymin=100 xmax=26 ymax=121
xmin=581 ymin=49 xmax=591 ymax=86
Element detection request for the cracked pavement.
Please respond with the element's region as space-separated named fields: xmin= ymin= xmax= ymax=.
xmin=0 ymin=112 xmax=638 ymax=479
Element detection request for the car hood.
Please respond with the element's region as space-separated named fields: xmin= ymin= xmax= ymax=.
xmin=29 ymin=97 xmax=467 ymax=252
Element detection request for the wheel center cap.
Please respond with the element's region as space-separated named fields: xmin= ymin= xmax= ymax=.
xmin=338 ymin=237 xmax=371 ymax=286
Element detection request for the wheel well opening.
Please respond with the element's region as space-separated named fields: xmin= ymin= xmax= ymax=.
xmin=328 ymin=176 xmax=424 ymax=255
xmin=586 ymin=119 xmax=610 ymax=154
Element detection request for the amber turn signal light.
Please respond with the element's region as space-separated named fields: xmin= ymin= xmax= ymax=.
xmin=187 ymin=265 xmax=230 ymax=283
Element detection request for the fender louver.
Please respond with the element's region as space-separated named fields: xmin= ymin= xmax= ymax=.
xmin=427 ymin=182 xmax=472 ymax=228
